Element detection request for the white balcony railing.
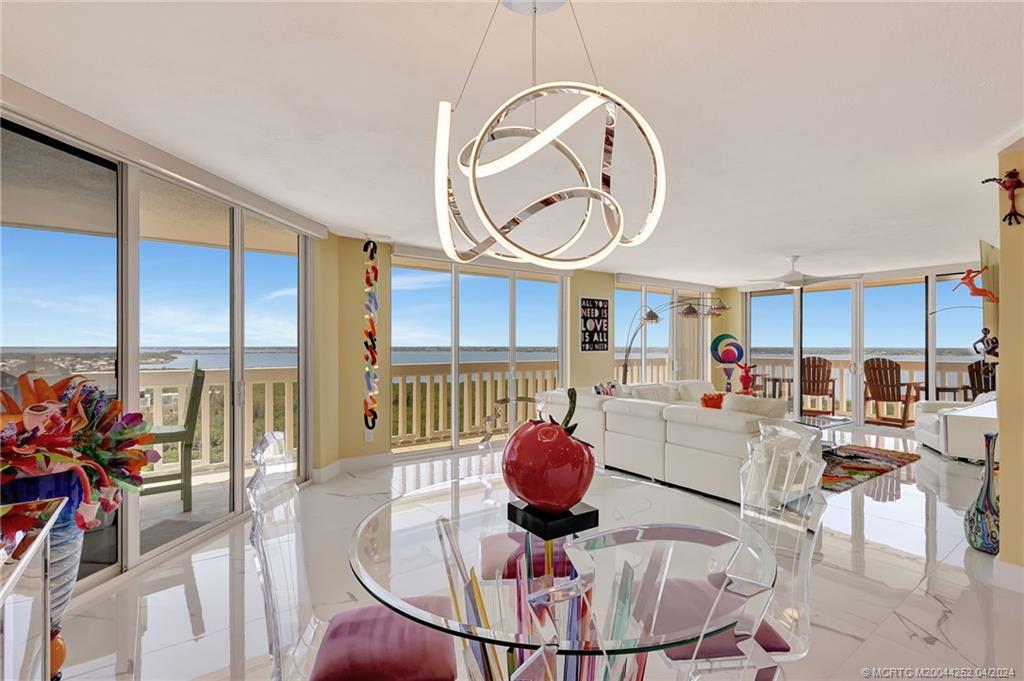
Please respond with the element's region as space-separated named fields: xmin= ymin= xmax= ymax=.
xmin=392 ymin=360 xmax=559 ymax=449
xmin=749 ymin=356 xmax=975 ymax=421
xmin=82 ymin=367 xmax=299 ymax=477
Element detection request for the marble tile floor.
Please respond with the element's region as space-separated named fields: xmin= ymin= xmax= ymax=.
xmin=58 ymin=430 xmax=1022 ymax=680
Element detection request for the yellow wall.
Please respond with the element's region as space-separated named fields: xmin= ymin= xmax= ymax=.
xmin=998 ymin=141 xmax=1023 ymax=566
xmin=311 ymin=235 xmax=392 ymax=472
xmin=709 ymin=288 xmax=745 ymax=391
xmin=567 ymin=270 xmax=616 ymax=388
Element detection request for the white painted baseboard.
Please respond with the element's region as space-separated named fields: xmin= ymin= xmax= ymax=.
xmin=311 ymin=452 xmax=393 ymax=483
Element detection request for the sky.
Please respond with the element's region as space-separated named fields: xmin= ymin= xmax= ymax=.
xmin=2 ymin=226 xmax=982 ymax=353
xmin=1 ymin=225 xmax=297 ymax=348
xmin=391 ymin=266 xmax=558 ymax=348
xmin=751 ymin=281 xmax=982 ymax=350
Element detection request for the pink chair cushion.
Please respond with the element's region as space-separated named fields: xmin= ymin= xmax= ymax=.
xmin=654 ymin=576 xmax=791 ymax=662
xmin=310 ymin=596 xmax=457 ymax=681
xmin=479 ymin=532 xmax=573 ymax=579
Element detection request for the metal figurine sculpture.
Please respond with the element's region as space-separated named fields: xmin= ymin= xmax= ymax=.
xmin=736 ymin=361 xmax=758 ymax=393
xmin=973 ymin=327 xmax=1000 ymax=359
xmin=362 ymin=240 xmax=380 ymax=431
xmin=953 ymin=266 xmax=999 ymax=303
xmin=982 ymin=169 xmax=1024 ymax=225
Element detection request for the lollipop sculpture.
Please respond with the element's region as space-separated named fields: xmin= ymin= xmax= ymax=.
xmin=710 ymin=333 xmax=745 ymax=392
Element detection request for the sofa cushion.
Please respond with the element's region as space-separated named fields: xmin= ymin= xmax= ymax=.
xmin=538 ymin=389 xmax=610 ymax=411
xmin=666 ymin=380 xmax=717 ymax=402
xmin=666 ymin=422 xmax=754 ymax=459
xmin=721 ymin=393 xmax=787 ymax=418
xmin=916 ymin=412 xmax=940 ymax=435
xmin=631 ymin=384 xmax=680 ymax=403
xmin=603 ymin=398 xmax=670 ymax=420
xmin=694 ymin=408 xmax=762 ymax=435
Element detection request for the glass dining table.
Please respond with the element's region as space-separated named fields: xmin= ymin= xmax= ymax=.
xmin=349 ymin=471 xmax=777 ymax=680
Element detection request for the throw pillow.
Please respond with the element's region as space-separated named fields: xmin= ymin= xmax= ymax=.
xmin=721 ymin=392 xmax=787 ymax=418
xmin=700 ymin=392 xmax=725 ymax=409
xmin=670 ymin=380 xmax=717 ymax=402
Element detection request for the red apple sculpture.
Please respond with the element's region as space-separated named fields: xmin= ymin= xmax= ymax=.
xmin=502 ymin=388 xmax=595 ymax=514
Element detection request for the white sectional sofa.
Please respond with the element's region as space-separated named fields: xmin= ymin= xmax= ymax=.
xmin=537 ymin=385 xmax=787 ymax=503
xmin=663 ymin=404 xmax=767 ymax=501
xmin=535 ymin=390 xmax=613 ymax=465
xmin=604 ymin=398 xmax=670 ymax=479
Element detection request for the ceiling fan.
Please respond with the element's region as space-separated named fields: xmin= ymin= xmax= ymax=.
xmin=748 ymin=255 xmax=863 ymax=289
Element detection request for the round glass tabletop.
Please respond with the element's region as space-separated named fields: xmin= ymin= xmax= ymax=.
xmin=349 ymin=470 xmax=776 ymax=656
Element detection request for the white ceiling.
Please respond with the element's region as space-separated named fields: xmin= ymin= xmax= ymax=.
xmin=2 ymin=2 xmax=1021 ymax=287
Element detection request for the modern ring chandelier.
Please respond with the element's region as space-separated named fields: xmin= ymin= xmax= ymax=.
xmin=435 ymin=1 xmax=665 ymax=271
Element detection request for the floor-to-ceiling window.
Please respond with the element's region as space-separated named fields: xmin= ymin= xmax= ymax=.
xmin=243 ymin=212 xmax=300 ymax=495
xmin=863 ymin=278 xmax=925 ymax=427
xmin=614 ymin=283 xmax=643 ymax=383
xmin=138 ymin=173 xmax=233 ymax=554
xmin=458 ymin=266 xmax=510 ymax=445
xmin=673 ymin=290 xmax=703 ymax=380
xmin=2 ymin=116 xmax=310 ymax=583
xmin=645 ymin=287 xmax=672 ymax=382
xmin=390 ymin=258 xmax=453 ymax=452
xmin=802 ymin=285 xmax=852 ymax=416
xmin=515 ymin=272 xmax=560 ymax=421
xmin=934 ymin=273 xmax=985 ymax=400
xmin=1 ymin=120 xmax=120 ymax=578
xmin=390 ymin=257 xmax=561 ymax=453
xmin=749 ymin=290 xmax=795 ymax=410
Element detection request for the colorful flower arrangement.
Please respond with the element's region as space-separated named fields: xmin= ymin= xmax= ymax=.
xmin=1 ymin=373 xmax=159 ymax=530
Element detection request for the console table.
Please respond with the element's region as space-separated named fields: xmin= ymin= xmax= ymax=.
xmin=1 ymin=497 xmax=67 ymax=681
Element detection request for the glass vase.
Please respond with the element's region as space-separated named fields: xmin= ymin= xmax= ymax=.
xmin=964 ymin=432 xmax=999 ymax=555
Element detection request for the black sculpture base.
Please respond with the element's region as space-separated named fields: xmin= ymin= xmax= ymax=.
xmin=507 ymin=500 xmax=599 ymax=541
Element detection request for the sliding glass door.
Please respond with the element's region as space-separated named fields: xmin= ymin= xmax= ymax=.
xmin=390 ymin=258 xmax=561 ymax=454
xmin=515 ymin=273 xmax=560 ymax=422
xmin=138 ymin=172 xmax=234 ymax=555
xmin=1 ymin=120 xmax=120 ymax=577
xmin=801 ymin=285 xmax=853 ymax=418
xmin=749 ymin=290 xmax=795 ymax=411
xmin=645 ymin=287 xmax=672 ymax=382
xmin=390 ymin=258 xmax=452 ymax=452
xmin=243 ymin=212 xmax=300 ymax=495
xmin=458 ymin=266 xmax=510 ymax=446
xmin=935 ymin=273 xmax=985 ymax=400
xmin=863 ymin=278 xmax=925 ymax=428
xmin=2 ymin=117 xmax=309 ymax=582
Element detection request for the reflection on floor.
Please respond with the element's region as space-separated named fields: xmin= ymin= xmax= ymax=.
xmin=138 ymin=461 xmax=296 ymax=555
xmin=61 ymin=430 xmax=1023 ymax=680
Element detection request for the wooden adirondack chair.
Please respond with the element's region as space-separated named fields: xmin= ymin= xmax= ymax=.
xmin=801 ymin=356 xmax=836 ymax=416
xmin=863 ymin=357 xmax=921 ymax=429
xmin=141 ymin=360 xmax=205 ymax=512
xmin=961 ymin=360 xmax=997 ymax=401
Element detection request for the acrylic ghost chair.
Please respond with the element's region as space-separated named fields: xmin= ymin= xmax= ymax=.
xmin=737 ymin=420 xmax=826 ymax=665
xmin=247 ymin=433 xmax=457 ymax=681
xmin=656 ymin=419 xmax=826 ymax=680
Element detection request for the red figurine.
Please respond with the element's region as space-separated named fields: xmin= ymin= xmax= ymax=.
xmin=953 ymin=266 xmax=999 ymax=304
xmin=736 ymin=361 xmax=758 ymax=393
xmin=982 ymin=169 xmax=1024 ymax=225
xmin=502 ymin=388 xmax=595 ymax=514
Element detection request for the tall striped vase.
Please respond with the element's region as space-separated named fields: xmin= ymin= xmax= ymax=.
xmin=964 ymin=432 xmax=999 ymax=555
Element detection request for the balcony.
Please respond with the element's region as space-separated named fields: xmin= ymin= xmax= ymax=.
xmin=750 ymin=356 xmax=975 ymax=423
xmin=392 ymin=359 xmax=559 ymax=450
xmin=80 ymin=366 xmax=299 ymax=548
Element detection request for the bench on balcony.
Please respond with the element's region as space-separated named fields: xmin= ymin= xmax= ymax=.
xmin=141 ymin=361 xmax=205 ymax=512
